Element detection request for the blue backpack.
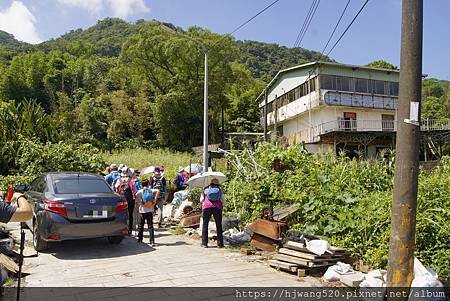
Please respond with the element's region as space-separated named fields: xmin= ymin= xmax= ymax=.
xmin=142 ymin=189 xmax=154 ymax=208
xmin=206 ymin=186 xmax=221 ymax=202
xmin=110 ymin=172 xmax=121 ymax=188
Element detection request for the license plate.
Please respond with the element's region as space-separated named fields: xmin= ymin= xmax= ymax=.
xmin=83 ymin=210 xmax=108 ymax=218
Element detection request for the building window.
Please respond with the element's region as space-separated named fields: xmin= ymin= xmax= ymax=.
xmin=355 ymin=78 xmax=368 ymax=93
xmin=276 ymin=125 xmax=284 ymax=137
xmin=310 ymin=78 xmax=316 ymax=92
xmin=389 ymin=82 xmax=399 ymax=96
xmin=320 ymin=75 xmax=336 ymax=90
xmin=373 ymin=80 xmax=385 ymax=95
xmin=337 ymin=77 xmax=350 ymax=92
xmin=341 ymin=112 xmax=357 ymax=131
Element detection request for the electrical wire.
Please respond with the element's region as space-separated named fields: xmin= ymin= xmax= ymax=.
xmin=229 ymin=0 xmax=282 ymax=36
xmin=326 ymin=0 xmax=370 ymax=57
xmin=295 ymin=0 xmax=321 ymax=48
xmin=319 ymin=0 xmax=351 ymax=60
xmin=212 ymin=0 xmax=282 ymax=48
xmin=293 ymin=0 xmax=317 ymax=48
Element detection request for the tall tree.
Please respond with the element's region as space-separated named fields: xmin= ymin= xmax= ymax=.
xmin=365 ymin=60 xmax=398 ymax=70
xmin=121 ymin=25 xmax=243 ymax=149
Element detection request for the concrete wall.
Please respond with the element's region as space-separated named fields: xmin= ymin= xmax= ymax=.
xmin=266 ymin=91 xmax=320 ymax=126
xmin=279 ymin=106 xmax=398 ymax=144
xmin=265 ymin=69 xmax=311 ymax=105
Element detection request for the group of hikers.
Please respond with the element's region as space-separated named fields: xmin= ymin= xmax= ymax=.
xmin=104 ymin=164 xmax=171 ymax=246
xmin=103 ymin=163 xmax=225 ymax=248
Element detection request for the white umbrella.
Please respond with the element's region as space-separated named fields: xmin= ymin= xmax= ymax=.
xmin=184 ymin=163 xmax=203 ymax=174
xmin=140 ymin=165 xmax=164 ymax=176
xmin=186 ymin=171 xmax=227 ymax=188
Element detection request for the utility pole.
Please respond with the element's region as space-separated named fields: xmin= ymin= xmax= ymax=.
xmin=273 ymin=95 xmax=278 ymax=140
xmin=387 ymin=0 xmax=423 ymax=290
xmin=264 ymin=88 xmax=268 ymax=142
xmin=159 ymin=23 xmax=210 ymax=173
xmin=203 ymin=51 xmax=209 ymax=172
xmin=221 ymin=104 xmax=225 ymax=145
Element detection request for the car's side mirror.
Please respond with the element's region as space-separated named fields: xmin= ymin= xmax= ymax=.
xmin=14 ymin=184 xmax=29 ymax=193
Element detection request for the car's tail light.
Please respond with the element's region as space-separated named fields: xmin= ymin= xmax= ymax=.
xmin=43 ymin=200 xmax=67 ymax=217
xmin=47 ymin=233 xmax=60 ymax=240
xmin=120 ymin=228 xmax=129 ymax=236
xmin=115 ymin=200 xmax=128 ymax=213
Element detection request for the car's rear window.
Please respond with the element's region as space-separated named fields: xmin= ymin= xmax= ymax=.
xmin=53 ymin=178 xmax=112 ymax=194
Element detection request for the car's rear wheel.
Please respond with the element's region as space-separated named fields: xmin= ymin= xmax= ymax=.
xmin=33 ymin=222 xmax=48 ymax=252
xmin=107 ymin=236 xmax=123 ymax=244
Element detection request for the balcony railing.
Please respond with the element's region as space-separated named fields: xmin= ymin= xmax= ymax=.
xmin=323 ymin=90 xmax=398 ymax=110
xmin=311 ymin=118 xmax=450 ymax=142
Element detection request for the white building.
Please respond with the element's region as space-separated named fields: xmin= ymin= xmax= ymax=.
xmin=257 ymin=61 xmax=404 ymax=157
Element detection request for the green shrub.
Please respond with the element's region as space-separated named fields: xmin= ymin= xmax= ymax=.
xmin=225 ymin=143 xmax=450 ymax=280
xmin=14 ymin=138 xmax=105 ymax=177
xmin=0 ymin=138 xmax=105 ymax=190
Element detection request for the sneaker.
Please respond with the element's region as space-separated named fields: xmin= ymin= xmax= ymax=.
xmin=201 ymin=244 xmax=208 ymax=248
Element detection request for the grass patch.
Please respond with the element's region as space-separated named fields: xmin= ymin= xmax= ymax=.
xmin=3 ymin=278 xmax=14 ymax=287
xmin=101 ymin=148 xmax=200 ymax=180
xmin=170 ymin=225 xmax=186 ymax=235
xmin=101 ymin=148 xmax=227 ymax=180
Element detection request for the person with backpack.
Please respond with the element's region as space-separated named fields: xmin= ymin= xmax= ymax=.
xmin=200 ymin=178 xmax=225 ymax=248
xmin=149 ymin=167 xmax=167 ymax=228
xmin=115 ymin=168 xmax=135 ymax=235
xmin=173 ymin=167 xmax=188 ymax=192
xmin=135 ymin=179 xmax=159 ymax=245
xmin=105 ymin=164 xmax=120 ymax=188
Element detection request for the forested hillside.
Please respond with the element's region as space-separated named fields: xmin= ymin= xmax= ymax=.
xmin=0 ymin=18 xmax=331 ymax=157
xmin=0 ymin=30 xmax=32 ymax=52
xmin=0 ymin=18 xmax=448 ymax=169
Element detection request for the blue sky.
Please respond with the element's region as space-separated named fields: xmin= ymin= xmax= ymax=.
xmin=0 ymin=0 xmax=449 ymax=80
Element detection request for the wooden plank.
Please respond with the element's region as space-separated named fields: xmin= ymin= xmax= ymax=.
xmin=268 ymin=260 xmax=298 ymax=273
xmin=250 ymin=233 xmax=279 ymax=252
xmin=284 ymin=240 xmax=306 ymax=250
xmin=279 ymin=248 xmax=319 ymax=260
xmin=279 ymin=247 xmax=344 ymax=262
xmin=297 ymin=265 xmax=330 ymax=278
xmin=274 ymin=254 xmax=313 ymax=267
xmin=272 ymin=204 xmax=300 ymax=220
xmin=247 ymin=219 xmax=288 ymax=240
xmin=284 ymin=241 xmax=348 ymax=258
xmin=0 ymin=253 xmax=18 ymax=273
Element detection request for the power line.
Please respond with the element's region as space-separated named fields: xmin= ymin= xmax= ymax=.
xmin=319 ymin=0 xmax=351 ymax=60
xmin=293 ymin=0 xmax=317 ymax=48
xmin=212 ymin=0 xmax=282 ymax=48
xmin=229 ymin=0 xmax=282 ymax=35
xmin=295 ymin=0 xmax=321 ymax=48
xmin=326 ymin=0 xmax=370 ymax=57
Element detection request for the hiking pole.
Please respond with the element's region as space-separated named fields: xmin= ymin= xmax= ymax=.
xmin=16 ymin=224 xmax=25 ymax=301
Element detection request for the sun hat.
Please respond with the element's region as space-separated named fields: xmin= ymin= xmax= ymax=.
xmin=211 ymin=178 xmax=220 ymax=185
xmin=121 ymin=166 xmax=129 ymax=177
xmin=110 ymin=163 xmax=118 ymax=169
xmin=178 ymin=166 xmax=185 ymax=173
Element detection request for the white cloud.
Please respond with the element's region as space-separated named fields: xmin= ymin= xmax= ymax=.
xmin=0 ymin=1 xmax=42 ymax=44
xmin=58 ymin=0 xmax=149 ymax=18
xmin=57 ymin=0 xmax=103 ymax=14
xmin=107 ymin=0 xmax=149 ymax=18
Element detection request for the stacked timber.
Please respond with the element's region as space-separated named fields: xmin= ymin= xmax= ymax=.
xmin=269 ymin=240 xmax=347 ymax=277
